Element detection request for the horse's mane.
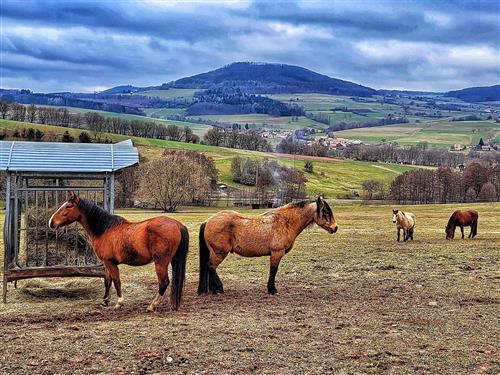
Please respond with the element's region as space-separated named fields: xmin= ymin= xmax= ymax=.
xmin=287 ymin=200 xmax=313 ymax=209
xmin=78 ymin=198 xmax=124 ymax=237
xmin=446 ymin=213 xmax=455 ymax=230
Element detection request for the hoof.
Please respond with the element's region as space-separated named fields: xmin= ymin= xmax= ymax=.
xmin=268 ymin=287 xmax=278 ymax=295
xmin=114 ymin=297 xmax=124 ymax=309
xmin=101 ymin=300 xmax=109 ymax=307
xmin=146 ymin=305 xmax=155 ymax=312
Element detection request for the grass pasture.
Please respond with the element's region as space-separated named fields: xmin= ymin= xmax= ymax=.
xmin=0 ymin=202 xmax=498 ymax=374
xmin=267 ymin=93 xmax=402 ymax=113
xmin=0 ymin=118 xmax=418 ymax=197
xmin=186 ymin=114 xmax=328 ymax=130
xmin=335 ymin=120 xmax=500 ymax=148
xmin=133 ymin=88 xmax=199 ymax=101
xmin=3 ymin=107 xmax=212 ymax=138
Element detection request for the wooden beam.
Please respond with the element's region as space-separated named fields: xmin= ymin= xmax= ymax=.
xmin=4 ymin=266 xmax=105 ymax=282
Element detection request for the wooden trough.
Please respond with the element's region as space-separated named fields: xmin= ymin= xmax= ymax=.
xmin=0 ymin=140 xmax=139 ymax=302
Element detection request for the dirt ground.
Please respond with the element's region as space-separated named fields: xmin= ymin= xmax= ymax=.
xmin=0 ymin=202 xmax=499 ymax=374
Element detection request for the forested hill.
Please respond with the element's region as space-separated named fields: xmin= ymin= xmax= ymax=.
xmin=171 ymin=62 xmax=376 ymax=97
xmin=445 ymin=85 xmax=500 ymax=102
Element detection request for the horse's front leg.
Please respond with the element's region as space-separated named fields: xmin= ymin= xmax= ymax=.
xmin=268 ymin=250 xmax=285 ymax=294
xmin=460 ymin=226 xmax=464 ymax=239
xmin=102 ymin=267 xmax=112 ymax=306
xmin=104 ymin=261 xmax=123 ymax=308
xmin=397 ymin=228 xmax=400 ymax=242
xmin=403 ymin=229 xmax=408 ymax=242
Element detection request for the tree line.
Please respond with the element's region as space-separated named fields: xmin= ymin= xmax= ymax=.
xmin=0 ymin=101 xmax=200 ymax=143
xmin=278 ymin=138 xmax=499 ymax=168
xmin=1 ymin=101 xmax=275 ymax=153
xmin=188 ymin=88 xmax=305 ymax=116
xmin=388 ymin=163 xmax=500 ymax=204
xmin=203 ymin=127 xmax=271 ymax=152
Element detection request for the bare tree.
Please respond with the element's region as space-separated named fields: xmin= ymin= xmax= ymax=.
xmin=135 ymin=153 xmax=211 ymax=212
xmin=0 ymin=100 xmax=9 ymax=119
xmin=85 ymin=112 xmax=105 ymax=140
xmin=27 ymin=105 xmax=37 ymax=123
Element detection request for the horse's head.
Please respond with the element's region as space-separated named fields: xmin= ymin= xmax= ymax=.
xmin=49 ymin=191 xmax=82 ymax=230
xmin=314 ymin=196 xmax=338 ymax=234
xmin=392 ymin=209 xmax=399 ymax=223
xmin=445 ymin=224 xmax=454 ymax=240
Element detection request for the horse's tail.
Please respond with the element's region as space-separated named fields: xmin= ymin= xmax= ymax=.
xmin=170 ymin=225 xmax=189 ymax=311
xmin=197 ymin=222 xmax=210 ymax=295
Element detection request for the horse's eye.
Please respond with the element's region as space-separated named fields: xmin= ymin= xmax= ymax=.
xmin=66 ymin=204 xmax=74 ymax=208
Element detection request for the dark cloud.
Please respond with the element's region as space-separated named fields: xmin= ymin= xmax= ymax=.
xmin=1 ymin=0 xmax=498 ymax=92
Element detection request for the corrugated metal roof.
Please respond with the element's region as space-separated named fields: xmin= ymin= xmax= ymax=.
xmin=0 ymin=139 xmax=139 ymax=172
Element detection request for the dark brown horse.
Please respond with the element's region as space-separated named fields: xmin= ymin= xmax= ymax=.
xmin=445 ymin=210 xmax=479 ymax=240
xmin=49 ymin=192 xmax=189 ymax=311
xmin=198 ymin=196 xmax=338 ymax=295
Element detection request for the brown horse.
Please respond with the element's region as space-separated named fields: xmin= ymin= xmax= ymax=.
xmin=198 ymin=196 xmax=338 ymax=295
xmin=49 ymin=192 xmax=189 ymax=311
xmin=446 ymin=210 xmax=478 ymax=240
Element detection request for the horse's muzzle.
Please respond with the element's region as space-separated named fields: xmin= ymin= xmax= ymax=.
xmin=329 ymin=226 xmax=338 ymax=234
xmin=392 ymin=220 xmax=396 ymax=223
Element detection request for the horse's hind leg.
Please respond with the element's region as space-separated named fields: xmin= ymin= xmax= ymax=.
xmin=460 ymin=226 xmax=464 ymax=239
xmin=209 ymin=251 xmax=226 ymax=294
xmin=148 ymin=260 xmax=170 ymax=312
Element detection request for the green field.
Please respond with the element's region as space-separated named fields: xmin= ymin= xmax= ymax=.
xmin=267 ymin=93 xmax=402 ymax=112
xmin=39 ymin=106 xmax=211 ymax=137
xmin=187 ymin=114 xmax=327 ymax=130
xmin=133 ymin=88 xmax=199 ymax=100
xmin=0 ymin=119 xmax=419 ymax=197
xmin=143 ymin=108 xmax=186 ymax=118
xmin=335 ymin=120 xmax=500 ymax=148
xmin=1 ymin=202 xmax=498 ymax=374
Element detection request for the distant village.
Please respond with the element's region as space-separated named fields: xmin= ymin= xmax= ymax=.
xmin=259 ymin=129 xmax=364 ymax=149
xmin=260 ymin=127 xmax=498 ymax=152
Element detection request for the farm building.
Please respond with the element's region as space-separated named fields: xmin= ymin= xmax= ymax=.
xmin=0 ymin=139 xmax=139 ymax=302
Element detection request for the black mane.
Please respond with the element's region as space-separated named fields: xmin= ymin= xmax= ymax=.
xmin=78 ymin=198 xmax=124 ymax=237
xmin=289 ymin=200 xmax=313 ymax=208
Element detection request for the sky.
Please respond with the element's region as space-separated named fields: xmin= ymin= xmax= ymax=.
xmin=1 ymin=0 xmax=499 ymax=93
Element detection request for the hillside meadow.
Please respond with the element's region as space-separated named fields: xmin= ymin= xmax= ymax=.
xmin=0 ymin=202 xmax=498 ymax=374
xmin=0 ymin=119 xmax=419 ymax=197
xmin=335 ymin=120 xmax=500 ymax=148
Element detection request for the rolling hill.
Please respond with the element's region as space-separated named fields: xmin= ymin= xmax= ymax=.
xmin=171 ymin=62 xmax=377 ymax=97
xmin=445 ymin=84 xmax=500 ymax=102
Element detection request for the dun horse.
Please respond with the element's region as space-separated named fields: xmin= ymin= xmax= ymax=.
xmin=198 ymin=196 xmax=338 ymax=295
xmin=49 ymin=192 xmax=189 ymax=311
xmin=446 ymin=210 xmax=478 ymax=240
xmin=392 ymin=209 xmax=415 ymax=241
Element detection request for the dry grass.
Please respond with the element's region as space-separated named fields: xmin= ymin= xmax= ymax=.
xmin=0 ymin=202 xmax=499 ymax=374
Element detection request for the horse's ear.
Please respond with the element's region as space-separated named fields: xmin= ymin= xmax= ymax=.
xmin=67 ymin=191 xmax=79 ymax=203
xmin=316 ymin=196 xmax=324 ymax=214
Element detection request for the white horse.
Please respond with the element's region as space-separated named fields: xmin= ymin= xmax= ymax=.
xmin=392 ymin=209 xmax=415 ymax=242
